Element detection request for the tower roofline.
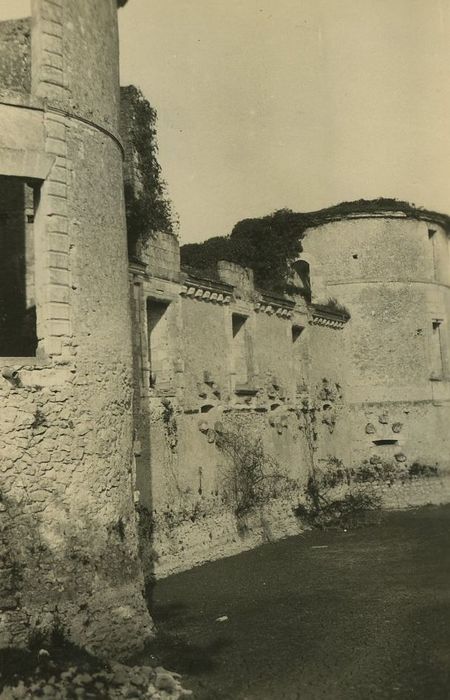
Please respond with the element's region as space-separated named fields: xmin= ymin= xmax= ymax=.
xmin=301 ymin=198 xmax=450 ymax=232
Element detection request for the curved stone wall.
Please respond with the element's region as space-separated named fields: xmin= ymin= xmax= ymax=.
xmin=302 ymin=213 xmax=450 ymax=471
xmin=0 ymin=0 xmax=153 ymax=659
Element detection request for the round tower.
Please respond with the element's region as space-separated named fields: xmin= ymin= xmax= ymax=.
xmin=0 ymin=0 xmax=153 ymax=658
xmin=302 ymin=204 xmax=450 ymax=478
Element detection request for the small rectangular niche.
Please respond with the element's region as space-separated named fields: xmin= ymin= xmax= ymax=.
xmin=0 ymin=176 xmax=38 ymax=357
xmin=372 ymin=439 xmax=399 ymax=446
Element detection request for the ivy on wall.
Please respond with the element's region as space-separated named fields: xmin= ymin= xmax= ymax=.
xmin=181 ymin=208 xmax=303 ymax=294
xmin=120 ymin=85 xmax=175 ymax=257
xmin=181 ymin=198 xmax=450 ymax=294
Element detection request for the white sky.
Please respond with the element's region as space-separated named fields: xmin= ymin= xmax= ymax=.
xmin=2 ymin=1 xmax=450 ymax=244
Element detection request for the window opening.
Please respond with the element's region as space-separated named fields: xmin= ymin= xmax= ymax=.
xmin=292 ymin=259 xmax=311 ymax=301
xmin=430 ymin=319 xmax=444 ymax=378
xmin=428 ymin=229 xmax=438 ymax=280
xmin=292 ymin=325 xmax=304 ymax=343
xmin=0 ymin=176 xmax=38 ymax=357
xmin=147 ymin=299 xmax=172 ymax=389
xmin=232 ymin=313 xmax=249 ymax=386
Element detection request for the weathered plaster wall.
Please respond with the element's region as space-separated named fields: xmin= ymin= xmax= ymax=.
xmin=131 ymin=236 xmax=322 ymax=578
xmin=146 ymin=232 xmax=180 ymax=282
xmin=302 ymin=217 xmax=449 ymax=392
xmin=132 ymin=216 xmax=450 ymax=579
xmin=0 ymin=19 xmax=31 ymax=97
xmin=3 ymin=0 xmax=449 ymax=640
xmin=32 ymin=0 xmax=121 ymax=132
xmin=302 ymin=214 xmax=450 ymax=477
xmin=0 ymin=0 xmax=153 ymax=659
xmin=181 ymin=296 xmax=232 ymax=402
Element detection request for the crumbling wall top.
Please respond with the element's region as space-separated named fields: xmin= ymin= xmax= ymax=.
xmin=301 ymin=198 xmax=450 ymax=234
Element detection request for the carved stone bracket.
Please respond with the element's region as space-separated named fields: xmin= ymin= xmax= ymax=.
xmin=180 ymin=281 xmax=232 ymax=304
xmin=309 ymin=312 xmax=347 ymax=329
xmin=254 ymin=295 xmax=294 ymax=319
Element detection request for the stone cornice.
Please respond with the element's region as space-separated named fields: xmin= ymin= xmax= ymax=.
xmin=180 ymin=277 xmax=233 ymax=305
xmin=254 ymin=300 xmax=293 ymax=318
xmin=309 ymin=307 xmax=349 ymax=329
xmin=255 ymin=293 xmax=295 ymax=319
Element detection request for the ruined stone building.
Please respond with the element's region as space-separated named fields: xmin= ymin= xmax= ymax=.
xmin=0 ymin=0 xmax=153 ymax=659
xmin=1 ymin=0 xmax=450 ymax=660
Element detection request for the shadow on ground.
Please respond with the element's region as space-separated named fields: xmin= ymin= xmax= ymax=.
xmin=139 ymin=505 xmax=450 ymax=699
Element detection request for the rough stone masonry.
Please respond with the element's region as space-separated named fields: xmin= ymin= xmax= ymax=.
xmin=2 ymin=0 xmax=450 ymax=663
xmin=0 ymin=0 xmax=153 ymax=659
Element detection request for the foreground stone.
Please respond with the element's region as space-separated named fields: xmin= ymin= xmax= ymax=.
xmin=0 ymin=649 xmax=192 ymax=699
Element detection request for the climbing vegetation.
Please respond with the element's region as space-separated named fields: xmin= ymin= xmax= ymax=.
xmin=293 ymin=457 xmax=382 ymax=529
xmin=181 ymin=198 xmax=450 ymax=295
xmin=121 ymin=85 xmax=175 ymax=257
xmin=215 ymin=426 xmax=295 ymax=518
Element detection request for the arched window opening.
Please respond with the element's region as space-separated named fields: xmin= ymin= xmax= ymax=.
xmin=292 ymin=259 xmax=311 ymax=301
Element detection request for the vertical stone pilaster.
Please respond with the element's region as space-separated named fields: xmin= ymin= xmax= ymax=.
xmin=42 ymin=110 xmax=72 ymax=360
xmin=32 ymin=0 xmax=68 ymax=103
xmin=31 ymin=0 xmax=72 ymax=360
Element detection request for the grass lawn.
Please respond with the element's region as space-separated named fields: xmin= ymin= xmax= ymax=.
xmin=146 ymin=505 xmax=450 ymax=699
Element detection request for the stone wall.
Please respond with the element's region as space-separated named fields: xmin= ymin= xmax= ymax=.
xmin=0 ymin=0 xmax=153 ymax=659
xmin=131 ymin=214 xmax=450 ymax=579
xmin=131 ymin=234 xmax=349 ymax=578
xmin=2 ymin=0 xmax=450 ymax=656
xmin=302 ymin=213 xmax=450 ymax=473
xmin=0 ymin=18 xmax=31 ymax=97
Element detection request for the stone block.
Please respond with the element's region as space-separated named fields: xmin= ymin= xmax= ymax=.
xmin=49 ymin=320 xmax=71 ymax=337
xmin=49 ymin=164 xmax=67 ymax=184
xmin=49 ymin=232 xmax=70 ymax=254
xmin=49 ymin=251 xmax=69 ymax=270
xmin=48 ymin=302 xmax=70 ymax=321
xmin=46 ymin=194 xmax=68 ymax=217
xmin=47 ymin=214 xmax=69 ymax=234
xmin=45 ymin=136 xmax=67 ymax=157
xmin=45 ymin=117 xmax=66 ymax=142
xmin=41 ymin=19 xmax=63 ymax=39
xmin=49 ymin=267 xmax=70 ymax=286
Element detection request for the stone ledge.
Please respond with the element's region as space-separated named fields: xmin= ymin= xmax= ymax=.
xmin=309 ymin=314 xmax=347 ymax=329
xmin=255 ymin=300 xmax=293 ymax=318
xmin=180 ymin=280 xmax=232 ymax=304
xmin=309 ymin=305 xmax=350 ymax=329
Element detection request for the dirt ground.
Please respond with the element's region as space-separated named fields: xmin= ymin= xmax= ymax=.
xmin=145 ymin=505 xmax=450 ymax=699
